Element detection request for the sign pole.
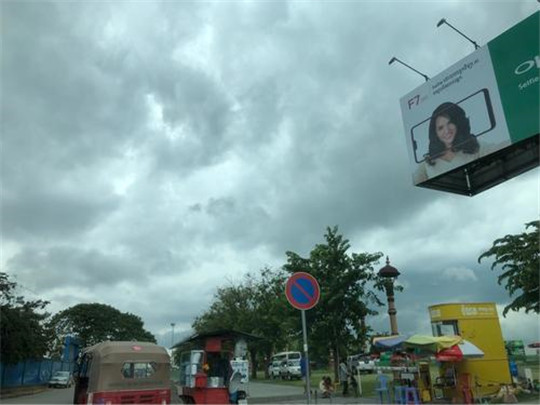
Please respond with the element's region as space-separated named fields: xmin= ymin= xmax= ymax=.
xmin=285 ymin=272 xmax=320 ymax=405
xmin=301 ymin=309 xmax=311 ymax=404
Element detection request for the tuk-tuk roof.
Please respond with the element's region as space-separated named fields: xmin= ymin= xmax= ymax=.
xmin=81 ymin=341 xmax=170 ymax=393
xmin=83 ymin=341 xmax=170 ymax=364
xmin=173 ymin=329 xmax=262 ymax=349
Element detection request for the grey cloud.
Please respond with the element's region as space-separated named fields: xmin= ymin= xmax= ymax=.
xmin=6 ymin=246 xmax=143 ymax=292
xmin=1 ymin=186 xmax=119 ymax=241
xmin=2 ymin=0 xmax=538 ymax=345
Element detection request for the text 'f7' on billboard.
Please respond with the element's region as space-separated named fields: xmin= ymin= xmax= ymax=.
xmin=400 ymin=11 xmax=539 ymax=196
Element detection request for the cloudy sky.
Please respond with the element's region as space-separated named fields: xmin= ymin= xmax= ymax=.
xmin=2 ymin=0 xmax=538 ymax=350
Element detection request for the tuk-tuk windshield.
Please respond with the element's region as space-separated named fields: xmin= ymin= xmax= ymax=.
xmin=121 ymin=361 xmax=158 ymax=379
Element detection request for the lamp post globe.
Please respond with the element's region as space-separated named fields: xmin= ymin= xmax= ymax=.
xmin=378 ymin=256 xmax=400 ymax=335
xmin=170 ymin=323 xmax=176 ymax=348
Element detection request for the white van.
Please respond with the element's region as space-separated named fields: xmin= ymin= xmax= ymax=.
xmin=269 ymin=351 xmax=302 ymax=380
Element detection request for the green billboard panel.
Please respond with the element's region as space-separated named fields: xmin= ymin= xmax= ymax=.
xmin=489 ymin=12 xmax=539 ymax=143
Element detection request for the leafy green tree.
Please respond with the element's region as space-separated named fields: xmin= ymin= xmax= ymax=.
xmin=48 ymin=303 xmax=156 ymax=350
xmin=478 ymin=220 xmax=539 ymax=316
xmin=284 ymin=226 xmax=385 ymax=380
xmin=0 ymin=272 xmax=52 ymax=364
xmin=250 ymin=268 xmax=297 ymax=376
xmin=192 ymin=269 xmax=296 ymax=378
xmin=192 ymin=227 xmax=390 ymax=381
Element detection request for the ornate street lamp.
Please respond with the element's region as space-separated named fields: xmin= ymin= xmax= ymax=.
xmin=170 ymin=323 xmax=176 ymax=348
xmin=378 ymin=257 xmax=400 ymax=335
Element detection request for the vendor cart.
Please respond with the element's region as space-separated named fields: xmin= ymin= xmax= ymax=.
xmin=173 ymin=330 xmax=260 ymax=404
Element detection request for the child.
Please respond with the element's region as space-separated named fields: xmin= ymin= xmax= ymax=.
xmin=319 ymin=376 xmax=334 ymax=398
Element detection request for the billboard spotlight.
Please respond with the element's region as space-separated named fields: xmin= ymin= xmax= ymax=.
xmin=388 ymin=57 xmax=430 ymax=82
xmin=437 ymin=18 xmax=480 ymax=49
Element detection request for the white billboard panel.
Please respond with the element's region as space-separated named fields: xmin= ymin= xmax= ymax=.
xmin=400 ymin=47 xmax=511 ymax=185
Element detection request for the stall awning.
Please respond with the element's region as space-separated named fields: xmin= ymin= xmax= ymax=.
xmin=373 ymin=335 xmax=411 ymax=349
xmin=403 ymin=335 xmax=462 ymax=352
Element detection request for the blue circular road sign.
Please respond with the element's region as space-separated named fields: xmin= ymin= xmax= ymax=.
xmin=285 ymin=272 xmax=320 ymax=310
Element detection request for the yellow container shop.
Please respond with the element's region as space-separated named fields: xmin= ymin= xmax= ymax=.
xmin=428 ymin=302 xmax=511 ymax=402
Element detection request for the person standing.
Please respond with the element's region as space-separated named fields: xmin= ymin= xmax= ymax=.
xmin=339 ymin=360 xmax=349 ymax=396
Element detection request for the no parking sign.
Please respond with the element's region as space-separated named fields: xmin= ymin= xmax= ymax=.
xmin=285 ymin=272 xmax=320 ymax=310
xmin=285 ymin=272 xmax=319 ymax=404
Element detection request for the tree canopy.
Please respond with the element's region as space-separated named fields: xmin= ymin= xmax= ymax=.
xmin=0 ymin=272 xmax=52 ymax=364
xmin=478 ymin=220 xmax=539 ymax=316
xmin=284 ymin=226 xmax=385 ymax=379
xmin=49 ymin=303 xmax=156 ymax=350
xmin=192 ymin=268 xmax=296 ymax=378
xmin=192 ymin=226 xmax=390 ymax=381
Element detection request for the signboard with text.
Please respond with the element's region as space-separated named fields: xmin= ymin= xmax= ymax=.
xmin=400 ymin=11 xmax=539 ymax=195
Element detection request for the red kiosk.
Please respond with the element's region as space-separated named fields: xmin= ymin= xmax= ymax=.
xmin=174 ymin=330 xmax=260 ymax=404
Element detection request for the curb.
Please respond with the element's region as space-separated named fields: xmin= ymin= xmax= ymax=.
xmin=250 ymin=394 xmax=305 ymax=403
xmin=0 ymin=386 xmax=48 ymax=399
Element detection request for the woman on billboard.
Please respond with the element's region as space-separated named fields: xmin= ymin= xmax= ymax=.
xmin=413 ymin=102 xmax=497 ymax=183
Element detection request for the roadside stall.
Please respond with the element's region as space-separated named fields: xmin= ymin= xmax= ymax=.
xmin=372 ymin=335 xmax=429 ymax=404
xmin=172 ymin=329 xmax=260 ymax=404
xmin=403 ymin=334 xmax=476 ymax=403
xmin=372 ymin=334 xmax=481 ymax=403
xmin=371 ymin=302 xmax=514 ymax=404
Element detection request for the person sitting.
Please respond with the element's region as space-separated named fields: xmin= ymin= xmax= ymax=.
xmin=319 ymin=375 xmax=334 ymax=398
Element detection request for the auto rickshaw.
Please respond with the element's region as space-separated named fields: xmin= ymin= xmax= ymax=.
xmin=73 ymin=341 xmax=171 ymax=404
xmin=173 ymin=330 xmax=260 ymax=404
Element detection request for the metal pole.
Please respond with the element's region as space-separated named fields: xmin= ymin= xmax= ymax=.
xmin=357 ymin=367 xmax=362 ymax=397
xmin=301 ymin=309 xmax=311 ymax=404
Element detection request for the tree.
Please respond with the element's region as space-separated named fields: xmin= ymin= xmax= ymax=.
xmin=48 ymin=303 xmax=156 ymax=350
xmin=284 ymin=226 xmax=385 ymax=380
xmin=0 ymin=272 xmax=52 ymax=364
xmin=478 ymin=220 xmax=539 ymax=316
xmin=192 ymin=269 xmax=297 ymax=378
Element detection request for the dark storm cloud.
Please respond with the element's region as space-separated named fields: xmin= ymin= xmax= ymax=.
xmin=7 ymin=246 xmax=144 ymax=291
xmin=2 ymin=0 xmax=537 ymax=344
xmin=368 ymin=261 xmax=512 ymax=336
xmin=1 ymin=187 xmax=118 ymax=240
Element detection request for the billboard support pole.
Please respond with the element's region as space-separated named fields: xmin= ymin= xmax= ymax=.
xmin=389 ymin=57 xmax=429 ymax=81
xmin=437 ymin=18 xmax=480 ymax=49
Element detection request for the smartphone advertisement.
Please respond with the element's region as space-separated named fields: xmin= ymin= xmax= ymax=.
xmin=400 ymin=11 xmax=538 ymax=187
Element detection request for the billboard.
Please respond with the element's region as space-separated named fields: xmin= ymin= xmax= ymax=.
xmin=400 ymin=12 xmax=539 ymax=195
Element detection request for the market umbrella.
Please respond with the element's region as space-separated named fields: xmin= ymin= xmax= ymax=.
xmin=373 ymin=335 xmax=410 ymax=349
xmin=435 ymin=340 xmax=484 ymax=362
xmin=403 ymin=334 xmax=462 ymax=352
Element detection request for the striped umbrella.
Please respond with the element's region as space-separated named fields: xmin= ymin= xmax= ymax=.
xmin=435 ymin=340 xmax=484 ymax=362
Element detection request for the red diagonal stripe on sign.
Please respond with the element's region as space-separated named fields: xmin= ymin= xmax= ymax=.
xmin=293 ymin=280 xmax=314 ymax=302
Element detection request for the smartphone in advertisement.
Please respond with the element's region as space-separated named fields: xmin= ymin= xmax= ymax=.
xmin=410 ymin=88 xmax=496 ymax=164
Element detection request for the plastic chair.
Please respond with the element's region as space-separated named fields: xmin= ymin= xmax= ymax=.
xmin=393 ymin=385 xmax=406 ymax=404
xmin=459 ymin=373 xmax=474 ymax=404
xmin=404 ymin=387 xmax=420 ymax=404
xmin=375 ymin=374 xmax=391 ymax=404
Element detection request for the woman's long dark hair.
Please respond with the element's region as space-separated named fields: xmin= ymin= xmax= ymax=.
xmin=426 ymin=102 xmax=479 ymax=165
